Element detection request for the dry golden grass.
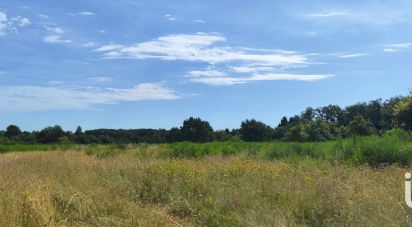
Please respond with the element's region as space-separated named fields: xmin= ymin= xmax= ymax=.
xmin=0 ymin=149 xmax=411 ymax=226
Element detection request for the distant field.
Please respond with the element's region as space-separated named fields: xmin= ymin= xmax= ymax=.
xmin=1 ymin=137 xmax=412 ymax=226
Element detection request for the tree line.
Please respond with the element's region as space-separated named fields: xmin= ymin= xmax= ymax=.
xmin=1 ymin=94 xmax=412 ymax=144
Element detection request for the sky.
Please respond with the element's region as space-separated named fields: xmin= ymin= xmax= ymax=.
xmin=0 ymin=0 xmax=412 ymax=131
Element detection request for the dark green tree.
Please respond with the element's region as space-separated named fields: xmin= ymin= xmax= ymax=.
xmin=5 ymin=125 xmax=22 ymax=138
xmin=166 ymin=127 xmax=181 ymax=143
xmin=240 ymin=119 xmax=272 ymax=142
xmin=305 ymin=120 xmax=336 ymax=141
xmin=180 ymin=117 xmax=214 ymax=143
xmin=347 ymin=115 xmax=376 ymax=136
xmin=37 ymin=125 xmax=65 ymax=143
xmin=75 ymin=126 xmax=83 ymax=136
xmin=284 ymin=124 xmax=308 ymax=142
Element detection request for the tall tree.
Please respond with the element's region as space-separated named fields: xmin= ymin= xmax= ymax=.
xmin=347 ymin=115 xmax=376 ymax=136
xmin=240 ymin=119 xmax=272 ymax=141
xmin=394 ymin=96 xmax=412 ymax=131
xmin=180 ymin=117 xmax=214 ymax=143
xmin=5 ymin=125 xmax=22 ymax=138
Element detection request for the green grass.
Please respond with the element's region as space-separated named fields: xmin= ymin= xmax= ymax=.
xmin=155 ymin=129 xmax=412 ymax=166
xmin=0 ymin=143 xmax=80 ymax=153
xmin=2 ymin=129 xmax=412 ymax=166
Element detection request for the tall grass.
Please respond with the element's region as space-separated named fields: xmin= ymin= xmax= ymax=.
xmin=156 ymin=129 xmax=412 ymax=166
xmin=0 ymin=151 xmax=410 ymax=226
xmin=2 ymin=129 xmax=412 ymax=166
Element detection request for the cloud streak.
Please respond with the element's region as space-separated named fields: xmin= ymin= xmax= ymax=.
xmin=186 ymin=70 xmax=333 ymax=86
xmin=0 ymin=11 xmax=7 ymax=36
xmin=383 ymin=43 xmax=412 ymax=52
xmin=43 ymin=35 xmax=72 ymax=44
xmin=95 ymin=33 xmax=333 ymax=86
xmin=0 ymin=83 xmax=180 ymax=112
xmin=98 ymin=33 xmax=308 ymax=67
xmin=307 ymin=12 xmax=346 ymax=17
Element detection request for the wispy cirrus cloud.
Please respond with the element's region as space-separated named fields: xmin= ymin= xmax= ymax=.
xmin=43 ymin=35 xmax=72 ymax=44
xmin=0 ymin=11 xmax=7 ymax=36
xmin=69 ymin=11 xmax=96 ymax=16
xmin=88 ymin=77 xmax=113 ymax=82
xmin=94 ymin=44 xmax=124 ymax=52
xmin=0 ymin=83 xmax=179 ymax=112
xmin=97 ymin=33 xmax=308 ymax=66
xmin=164 ymin=14 xmax=176 ymax=21
xmin=186 ymin=70 xmax=333 ymax=86
xmin=383 ymin=43 xmax=412 ymax=52
xmin=193 ymin=19 xmax=205 ymax=23
xmin=95 ymin=33 xmax=332 ymax=86
xmin=307 ymin=12 xmax=346 ymax=17
xmin=331 ymin=52 xmax=369 ymax=58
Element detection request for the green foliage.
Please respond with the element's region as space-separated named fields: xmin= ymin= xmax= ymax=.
xmin=37 ymin=125 xmax=66 ymax=144
xmin=1 ymin=94 xmax=411 ymax=145
xmin=284 ymin=124 xmax=309 ymax=142
xmin=180 ymin=117 xmax=214 ymax=143
xmin=240 ymin=119 xmax=272 ymax=141
xmin=5 ymin=125 xmax=22 ymax=138
xmin=156 ymin=130 xmax=412 ymax=166
xmin=347 ymin=115 xmax=376 ymax=136
xmin=394 ymin=96 xmax=412 ymax=130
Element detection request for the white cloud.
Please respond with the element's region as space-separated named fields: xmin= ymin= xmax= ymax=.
xmin=187 ymin=70 xmax=333 ymax=86
xmin=88 ymin=77 xmax=113 ymax=82
xmin=97 ymin=33 xmax=308 ymax=67
xmin=186 ymin=70 xmax=227 ymax=78
xmin=95 ymin=33 xmax=329 ymax=86
xmin=0 ymin=83 xmax=179 ymax=112
xmin=164 ymin=14 xmax=176 ymax=21
xmin=94 ymin=44 xmax=124 ymax=52
xmin=18 ymin=18 xmax=30 ymax=27
xmin=43 ymin=35 xmax=72 ymax=44
xmin=0 ymin=12 xmax=31 ymax=35
xmin=78 ymin=11 xmax=95 ymax=16
xmin=70 ymin=12 xmax=96 ymax=16
xmin=230 ymin=66 xmax=275 ymax=73
xmin=43 ymin=26 xmax=71 ymax=44
xmin=82 ymin=42 xmax=96 ymax=47
xmin=0 ymin=11 xmax=8 ymax=36
xmin=38 ymin=14 xmax=49 ymax=19
xmin=307 ymin=12 xmax=346 ymax=17
xmin=383 ymin=43 xmax=412 ymax=52
xmin=45 ymin=26 xmax=64 ymax=34
xmin=336 ymin=53 xmax=369 ymax=58
xmin=193 ymin=19 xmax=206 ymax=23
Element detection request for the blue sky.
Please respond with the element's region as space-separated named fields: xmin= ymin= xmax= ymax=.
xmin=0 ymin=0 xmax=412 ymax=131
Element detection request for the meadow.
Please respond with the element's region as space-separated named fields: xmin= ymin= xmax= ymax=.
xmin=1 ymin=132 xmax=412 ymax=226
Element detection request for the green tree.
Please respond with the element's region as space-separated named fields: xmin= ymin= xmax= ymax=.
xmin=180 ymin=117 xmax=214 ymax=143
xmin=240 ymin=119 xmax=272 ymax=142
xmin=166 ymin=127 xmax=181 ymax=143
xmin=75 ymin=126 xmax=83 ymax=136
xmin=284 ymin=124 xmax=308 ymax=142
xmin=347 ymin=115 xmax=376 ymax=136
xmin=5 ymin=125 xmax=22 ymax=138
xmin=37 ymin=125 xmax=65 ymax=143
xmin=305 ymin=120 xmax=335 ymax=141
xmin=394 ymin=96 xmax=412 ymax=131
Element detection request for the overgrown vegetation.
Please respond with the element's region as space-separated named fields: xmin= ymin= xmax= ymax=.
xmin=0 ymin=148 xmax=411 ymax=226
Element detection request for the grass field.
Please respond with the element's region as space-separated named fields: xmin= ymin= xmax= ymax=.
xmin=1 ymin=134 xmax=412 ymax=226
